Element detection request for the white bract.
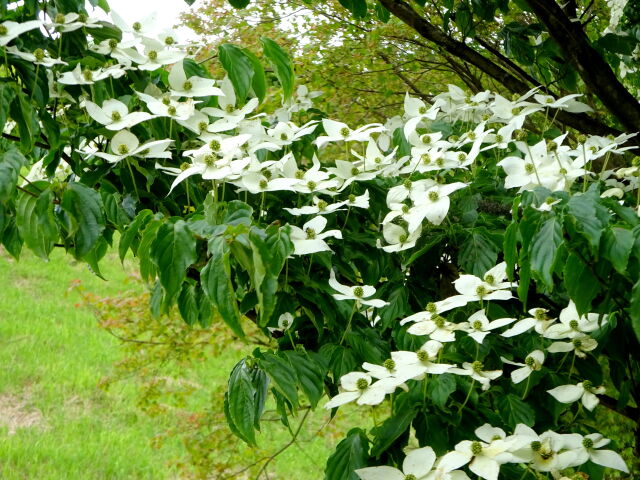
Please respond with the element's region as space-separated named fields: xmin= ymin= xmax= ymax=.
xmin=328 ymin=270 xmax=388 ymax=308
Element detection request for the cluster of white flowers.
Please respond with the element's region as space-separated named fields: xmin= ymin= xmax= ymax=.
xmin=356 ymin=424 xmax=629 ymax=480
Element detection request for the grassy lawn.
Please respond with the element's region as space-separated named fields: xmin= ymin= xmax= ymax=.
xmin=0 ymin=248 xmax=351 ymax=479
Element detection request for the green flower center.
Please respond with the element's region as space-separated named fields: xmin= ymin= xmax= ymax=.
xmin=164 ymin=36 xmax=175 ymax=45
xmin=569 ymin=319 xmax=579 ymax=330
xmin=547 ymin=141 xmax=558 ymax=152
xmin=0 ymin=25 xmax=8 ymax=36
xmin=530 ymin=441 xmax=542 ymax=451
xmin=111 ymin=111 xmax=121 ymax=122
xmin=209 ymin=140 xmax=221 ymax=151
xmin=540 ymin=451 xmax=554 ymax=460
xmin=582 ymin=437 xmax=594 ymax=449
xmin=484 ymin=274 xmax=495 ymax=285
xmin=78 ymin=13 xmax=87 ymax=23
xmin=162 ymin=95 xmax=171 ymax=105
xmin=582 ymin=380 xmax=593 ymax=390
xmin=278 ymin=132 xmax=289 ymax=141
xmin=471 ymin=361 xmax=484 ymax=373
xmin=525 ymin=356 xmax=535 ymax=367
xmin=294 ymin=170 xmax=304 ymax=179
xmin=317 ymin=200 xmax=328 ymax=211
xmin=133 ymin=21 xmax=142 ymax=32
xmin=401 ymin=204 xmax=410 ymax=214
xmin=524 ymin=163 xmax=535 ymax=174
xmin=471 ymin=441 xmax=483 ymax=455
xmin=183 ymin=81 xmax=192 ymax=91
xmin=167 ymin=106 xmax=177 ymax=116
xmin=374 ymin=157 xmax=382 ymax=164
xmin=351 ymin=167 xmax=359 ymax=176
xmin=117 ymin=144 xmax=129 ymax=155
xmin=108 ymin=38 xmax=118 ymax=49
xmin=340 ymin=127 xmax=349 ymax=137
xmin=55 ymin=13 xmax=66 ymax=24
xmin=180 ymin=162 xmax=190 ymax=171
xmin=416 ymin=349 xmax=429 ymax=362
xmin=422 ymin=154 xmax=431 ymax=165
xmin=559 ymin=167 xmax=568 ymax=175
xmin=428 ymin=191 xmax=439 ymax=202
xmin=495 ymin=134 xmax=503 ymax=143
xmin=433 ymin=315 xmax=446 ymax=328
xmin=225 ymin=104 xmax=235 ymax=113
xmin=356 ymin=378 xmax=369 ymax=390
xmin=263 ymin=170 xmax=272 ymax=179
xmin=148 ymin=50 xmax=158 ymax=60
xmin=306 ymin=180 xmax=316 ymax=191
xmin=204 ymin=155 xmax=216 ymax=167
xmin=305 ymin=228 xmax=316 ymax=239
xmin=33 ymin=48 xmax=45 ymax=61
xmin=418 ymin=106 xmax=427 ymax=114
xmin=421 ymin=134 xmax=431 ymax=144
xmin=405 ymin=475 xmax=417 ymax=480
xmin=348 ymin=194 xmax=356 ymax=203
xmin=82 ymin=69 xmax=93 ymax=81
xmin=534 ymin=309 xmax=546 ymax=321
xmin=472 ymin=320 xmax=483 ymax=330
xmin=198 ymin=121 xmax=208 ymax=132
xmin=353 ymin=287 xmax=364 ymax=298
xmin=426 ymin=302 xmax=437 ymax=313
xmin=403 ymin=179 xmax=412 ymax=190
xmin=476 ymin=285 xmax=487 ymax=297
xmin=399 ymin=234 xmax=408 ymax=243
xmin=383 ymin=359 xmax=396 ymax=371
xmin=259 ymin=179 xmax=268 ymax=189
xmin=572 ymin=338 xmax=583 ymax=348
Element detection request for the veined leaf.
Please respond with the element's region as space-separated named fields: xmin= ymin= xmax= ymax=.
xmin=458 ymin=228 xmax=500 ymax=276
xmin=261 ymin=37 xmax=294 ymax=100
xmin=566 ymin=185 xmax=610 ymax=252
xmin=241 ymin=48 xmax=267 ymax=102
xmin=324 ymin=428 xmax=369 ymax=480
xmin=563 ymin=252 xmax=600 ymax=315
xmin=226 ymin=359 xmax=258 ymax=445
xmin=218 ymin=43 xmax=254 ymax=103
xmin=60 ymin=182 xmax=105 ymax=258
xmin=0 ymin=82 xmax=17 ymax=134
xmin=530 ymin=216 xmax=562 ymax=289
xmin=602 ymin=227 xmax=634 ymax=275
xmin=202 ymin=235 xmax=244 ymax=337
xmin=0 ymin=148 xmax=27 ymax=202
xmin=497 ymin=393 xmax=535 ymax=428
xmin=370 ymin=407 xmax=414 ymax=458
xmin=118 ymin=209 xmax=153 ymax=262
xmin=257 ymin=352 xmax=298 ymax=408
xmin=16 ymin=184 xmax=58 ymax=260
xmin=150 ymin=219 xmax=197 ymax=305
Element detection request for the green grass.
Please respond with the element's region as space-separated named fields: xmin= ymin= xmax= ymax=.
xmin=0 ymin=248 xmax=349 ymax=479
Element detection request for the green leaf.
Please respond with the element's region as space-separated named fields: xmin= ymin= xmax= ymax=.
xmin=630 ymin=278 xmax=640 ymax=344
xmin=566 ymin=185 xmax=610 ymax=252
xmin=60 ymin=182 xmax=105 ymax=258
xmin=0 ymin=82 xmax=17 ymax=134
xmin=370 ymin=407 xmax=415 ymax=458
xmin=374 ymin=2 xmax=390 ymax=22
xmin=324 ymin=428 xmax=370 ymax=480
xmin=563 ymin=252 xmax=600 ymax=315
xmin=249 ymin=225 xmax=293 ymax=327
xmin=224 ymin=200 xmax=254 ymax=225
xmin=338 ymin=0 xmax=368 ymax=18
xmin=178 ymin=282 xmax=199 ymax=326
xmin=228 ymin=0 xmax=250 ymax=7
xmin=602 ymin=227 xmax=634 ymax=275
xmin=250 ymin=367 xmax=269 ymax=430
xmin=427 ymin=373 xmax=457 ymax=409
xmin=455 ymin=1 xmax=475 ymax=37
xmin=503 ymin=222 xmax=518 ymax=281
xmin=201 ymin=235 xmax=244 ymax=337
xmin=260 ymin=37 xmax=295 ymax=100
xmin=226 ymin=359 xmax=257 ymax=445
xmin=150 ymin=220 xmax=197 ymax=305
xmin=0 ymin=148 xmax=27 ymax=202
xmin=285 ymin=351 xmax=326 ymax=408
xmin=138 ymin=219 xmax=162 ymax=282
xmin=9 ymin=89 xmax=40 ymax=152
xmin=241 ymin=48 xmax=267 ymax=103
xmin=218 ymin=43 xmax=254 ymax=103
xmin=118 ymin=209 xmax=153 ymax=262
xmin=258 ymin=352 xmax=298 ymax=408
xmin=16 ymin=184 xmax=58 ymax=260
xmin=2 ymin=217 xmax=23 ymax=259
xmin=529 ymin=216 xmax=562 ymax=289
xmin=458 ymin=228 xmax=500 ymax=276
xmin=497 ymin=393 xmax=535 ymax=428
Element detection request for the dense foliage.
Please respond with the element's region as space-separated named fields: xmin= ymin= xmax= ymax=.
xmin=1 ymin=0 xmax=639 ymax=479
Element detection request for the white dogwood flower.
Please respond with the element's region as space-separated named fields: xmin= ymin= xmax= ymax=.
xmin=356 ymin=446 xmax=437 ymax=480
xmin=329 ymin=269 xmax=388 ymax=308
xmin=289 ymin=216 xmax=342 ymax=255
xmin=547 ymin=380 xmax=606 ymax=411
xmin=500 ymin=350 xmax=545 ymax=383
xmin=84 ymin=99 xmax=155 ymax=130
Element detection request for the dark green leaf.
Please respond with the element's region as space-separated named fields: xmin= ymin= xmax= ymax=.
xmin=60 ymin=182 xmax=105 ymax=258
xmin=530 ymin=216 xmax=562 ymax=289
xmin=228 ymin=0 xmax=250 ymax=7
xmin=9 ymin=89 xmax=40 ymax=152
xmin=178 ymin=282 xmax=199 ymax=326
xmin=630 ymin=278 xmax=640 ymax=344
xmin=218 ymin=43 xmax=254 ymax=103
xmin=138 ymin=219 xmax=162 ymax=282
xmin=0 ymin=148 xmax=27 ymax=202
xmin=241 ymin=48 xmax=267 ymax=102
xmin=0 ymin=82 xmax=17 ymax=133
xmin=249 ymin=225 xmax=293 ymax=327
xmin=258 ymin=352 xmax=298 ymax=408
xmin=427 ymin=373 xmax=457 ymax=409
xmin=324 ymin=428 xmax=370 ymax=480
xmin=2 ymin=217 xmax=23 ymax=259
xmin=566 ymin=185 xmax=610 ymax=252
xmin=497 ymin=393 xmax=535 ymax=428
xmin=202 ymin=235 xmax=244 ymax=337
xmin=261 ymin=37 xmax=295 ymax=100
xmin=370 ymin=407 xmax=415 ymax=457
xmin=458 ymin=229 xmax=500 ymax=276
xmin=118 ymin=209 xmax=153 ymax=262
xmin=226 ymin=359 xmax=257 ymax=445
xmin=285 ymin=351 xmax=326 ymax=408
xmin=563 ymin=252 xmax=600 ymax=315
xmin=374 ymin=2 xmax=390 ymax=22
xmin=602 ymin=227 xmax=634 ymax=275
xmin=150 ymin=219 xmax=197 ymax=304
xmin=16 ymin=184 xmax=58 ymax=260
xmin=503 ymin=222 xmax=518 ymax=281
